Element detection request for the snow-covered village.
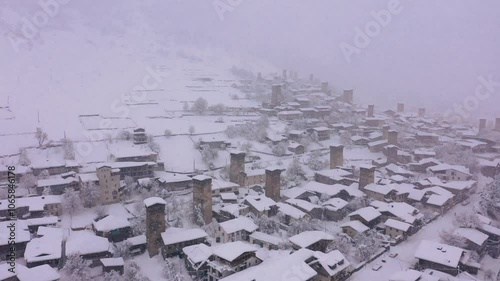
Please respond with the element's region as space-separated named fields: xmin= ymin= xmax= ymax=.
xmin=1 ymin=1 xmax=500 ymax=281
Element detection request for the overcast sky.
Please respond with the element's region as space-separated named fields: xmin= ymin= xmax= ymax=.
xmin=1 ymin=0 xmax=499 ymax=120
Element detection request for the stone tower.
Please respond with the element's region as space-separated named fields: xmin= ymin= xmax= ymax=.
xmin=192 ymin=175 xmax=213 ymax=225
xmin=388 ymin=130 xmax=399 ymax=145
xmin=330 ymin=145 xmax=344 ymax=169
xmin=359 ymin=165 xmax=375 ymax=190
xmin=495 ymin=118 xmax=500 ymax=131
xmin=271 ymin=84 xmax=282 ymax=105
xmin=321 ymin=82 xmax=329 ymax=93
xmin=265 ymin=167 xmax=282 ymax=202
xmin=342 ymin=89 xmax=354 ymax=104
xmin=367 ymin=105 xmax=375 ymax=117
xmin=382 ymin=125 xmax=390 ymax=139
xmin=144 ymin=197 xmax=167 ymax=257
xmin=386 ymin=145 xmax=398 ymax=164
xmin=418 ymin=108 xmax=425 ymax=117
xmin=397 ymin=103 xmax=405 ymax=113
xmin=229 ymin=151 xmax=246 ymax=185
xmin=282 ymin=69 xmax=287 ymax=79
xmin=479 ymin=119 xmax=487 ymax=131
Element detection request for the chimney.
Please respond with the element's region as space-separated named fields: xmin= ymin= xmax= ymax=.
xmin=388 ymin=130 xmax=398 ymax=145
xmin=367 ymin=105 xmax=375 ymax=117
xmin=359 ymin=165 xmax=375 ymax=189
xmin=271 ymin=84 xmax=282 ymax=105
xmin=418 ymin=108 xmax=425 ymax=117
xmin=330 ymin=145 xmax=344 ymax=169
xmin=265 ymin=167 xmax=282 ymax=202
xmin=479 ymin=119 xmax=486 ymax=131
xmin=229 ymin=151 xmax=246 ymax=184
xmin=282 ymin=69 xmax=287 ymax=79
xmin=382 ymin=125 xmax=390 ymax=139
xmin=495 ymin=118 xmax=500 ymax=131
xmin=397 ymin=103 xmax=405 ymax=113
xmin=192 ymin=175 xmax=213 ymax=225
xmin=309 ymin=74 xmax=314 ymax=81
xmin=144 ymin=197 xmax=167 ymax=257
xmin=321 ymin=81 xmax=329 ymax=93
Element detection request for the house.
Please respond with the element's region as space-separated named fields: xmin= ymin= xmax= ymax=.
xmin=155 ymin=171 xmax=192 ymax=191
xmin=340 ymin=221 xmax=369 ymax=237
xmin=0 ymin=221 xmax=30 ymax=260
xmin=277 ymin=110 xmax=303 ymax=121
xmin=220 ymin=193 xmax=238 ymax=204
xmin=36 ymin=175 xmax=79 ymax=195
xmin=100 ymin=257 xmax=124 ymax=275
xmin=65 ymin=231 xmax=112 ymax=263
xmin=310 ymin=250 xmax=351 ymax=281
xmin=276 ymin=202 xmax=309 ymax=225
xmin=109 ymin=145 xmax=157 ymax=162
xmin=321 ymin=198 xmax=348 ymax=221
xmin=314 ymin=169 xmax=354 ymax=185
xmin=281 ymin=187 xmax=315 ymax=201
xmin=242 ymin=195 xmax=278 ymax=217
xmin=310 ymin=127 xmax=330 ymax=141
xmin=212 ymin=179 xmax=239 ymax=196
xmin=183 ymin=243 xmax=213 ymax=280
xmin=289 ymin=231 xmax=334 ymax=253
xmin=285 ymin=199 xmax=323 ymax=219
xmin=214 ymin=217 xmax=258 ymax=243
xmin=16 ymin=264 xmax=60 ymax=281
xmin=347 ymin=207 xmax=381 ymax=228
xmin=199 ymin=137 xmax=231 ymax=150
xmin=96 ymin=165 xmax=121 ymax=205
xmin=249 ymin=231 xmax=285 ymax=250
xmin=288 ymin=142 xmax=305 ymax=154
xmin=428 ymin=164 xmax=472 ymax=182
xmin=214 ymin=203 xmax=250 ymax=222
xmin=161 ymin=227 xmax=208 ymax=258
xmin=362 ymin=183 xmax=397 ymax=201
xmin=125 ymin=235 xmax=147 ymax=255
xmin=368 ymin=140 xmax=388 ymax=153
xmin=241 ymin=169 xmax=266 ymax=187
xmin=98 ymin=161 xmax=156 ymax=181
xmin=25 ymin=216 xmax=58 ymax=233
xmin=92 ymin=215 xmax=131 ymax=242
xmin=453 ymin=228 xmax=488 ymax=253
xmin=384 ymin=218 xmax=412 ymax=239
xmin=24 ymin=227 xmax=62 ymax=268
xmin=208 ymin=242 xmax=261 ymax=281
xmin=414 ymin=240 xmax=464 ymax=276
xmin=132 ymin=128 xmax=147 ymax=144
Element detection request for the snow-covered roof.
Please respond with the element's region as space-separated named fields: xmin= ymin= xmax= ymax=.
xmin=243 ymin=195 xmax=276 ymax=212
xmin=439 ymin=181 xmax=476 ymax=191
xmin=126 ymin=234 xmax=146 ymax=246
xmin=302 ymin=181 xmax=345 ymax=197
xmin=426 ymin=194 xmax=452 ymax=206
xmin=286 ymin=199 xmax=321 ymax=212
xmin=220 ymin=193 xmax=238 ymax=201
xmin=212 ymin=241 xmax=258 ymax=262
xmin=250 ymin=231 xmax=285 ymax=245
xmin=17 ymin=264 xmax=60 ymax=281
xmin=414 ymin=240 xmax=464 ymax=268
xmin=79 ymin=173 xmax=99 ymax=182
xmin=183 ymin=243 xmax=212 ymax=264
xmin=315 ymin=168 xmax=352 ymax=179
xmin=389 ymin=269 xmax=423 ymax=281
xmin=289 ymin=231 xmax=334 ymax=248
xmin=219 ymin=217 xmax=258 ymax=234
xmin=481 ymin=224 xmax=500 ymax=236
xmin=0 ymin=263 xmax=17 ymax=280
xmin=161 ymin=227 xmax=208 ymax=246
xmin=281 ymin=187 xmax=312 ymax=199
xmin=313 ymin=250 xmax=350 ymax=277
xmin=36 ymin=176 xmax=78 ymax=187
xmin=93 ymin=215 xmax=131 ymax=232
xmin=212 ymin=179 xmax=238 ymax=191
xmin=96 ymin=161 xmax=156 ymax=169
xmin=454 ymin=228 xmax=488 ymax=246
xmin=143 ymin=197 xmax=167 ymax=207
xmin=26 ymin=216 xmax=58 ymax=227
xmin=347 ymin=207 xmax=381 ymax=222
xmin=340 ymin=221 xmax=369 ymax=233
xmin=220 ymin=249 xmax=317 ymax=281
xmin=24 ymin=227 xmax=63 ymax=263
xmin=321 ymin=198 xmax=348 ymax=211
xmin=384 ymin=219 xmax=411 ymax=232
xmin=0 ymin=195 xmax=62 ymax=212
xmin=66 ymin=231 xmax=110 ymax=256
xmin=428 ymin=164 xmax=471 ymax=175
xmin=276 ymin=202 xmax=307 ymax=219
xmin=0 ymin=220 xmax=30 ymax=246
xmin=100 ymin=257 xmax=124 ymax=267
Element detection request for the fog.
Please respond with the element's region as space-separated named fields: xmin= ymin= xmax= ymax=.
xmin=2 ymin=0 xmax=499 ymax=119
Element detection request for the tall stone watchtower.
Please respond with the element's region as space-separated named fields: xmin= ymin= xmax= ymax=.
xmin=265 ymin=167 xmax=282 ymax=202
xmin=271 ymin=84 xmax=282 ymax=105
xmin=479 ymin=119 xmax=487 ymax=131
xmin=367 ymin=105 xmax=375 ymax=117
xmin=359 ymin=165 xmax=375 ymax=190
xmin=495 ymin=118 xmax=500 ymax=131
xmin=144 ymin=197 xmax=167 ymax=257
xmin=192 ymin=175 xmax=213 ymax=225
xmin=388 ymin=130 xmax=399 ymax=146
xmin=418 ymin=108 xmax=425 ymax=117
xmin=397 ymin=103 xmax=405 ymax=113
xmin=229 ymin=151 xmax=246 ymax=185
xmin=330 ymin=145 xmax=344 ymax=169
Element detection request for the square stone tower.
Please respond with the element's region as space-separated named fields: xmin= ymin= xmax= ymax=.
xmin=144 ymin=197 xmax=167 ymax=257
xmin=479 ymin=119 xmax=486 ymax=131
xmin=397 ymin=103 xmax=405 ymax=113
xmin=265 ymin=167 xmax=282 ymax=202
xmin=321 ymin=82 xmax=329 ymax=93
xmin=342 ymin=89 xmax=354 ymax=104
xmin=192 ymin=175 xmax=213 ymax=225
xmin=282 ymin=69 xmax=287 ymax=79
xmin=388 ymin=130 xmax=399 ymax=145
xmin=271 ymin=84 xmax=282 ymax=105
xmin=495 ymin=118 xmax=500 ymax=131
xmin=359 ymin=165 xmax=375 ymax=189
xmin=330 ymin=145 xmax=344 ymax=169
xmin=418 ymin=108 xmax=425 ymax=117
xmin=386 ymin=145 xmax=398 ymax=164
xmin=367 ymin=105 xmax=375 ymax=117
xmin=229 ymin=151 xmax=246 ymax=185
xmin=382 ymin=125 xmax=391 ymax=139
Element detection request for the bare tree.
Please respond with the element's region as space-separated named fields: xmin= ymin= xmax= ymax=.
xmin=81 ymin=182 xmax=100 ymax=208
xmin=62 ymin=188 xmax=83 ymax=215
xmin=18 ymin=148 xmax=31 ymax=166
xmin=61 ymin=138 xmax=75 ymax=160
xmin=35 ymin=127 xmax=48 ymax=147
xmin=188 ymin=125 xmax=195 ymax=135
xmin=61 ymin=253 xmax=91 ymax=281
xmin=439 ymin=229 xmax=467 ymax=248
xmin=164 ymin=129 xmax=172 ymax=138
xmin=191 ymin=97 xmax=208 ymax=115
